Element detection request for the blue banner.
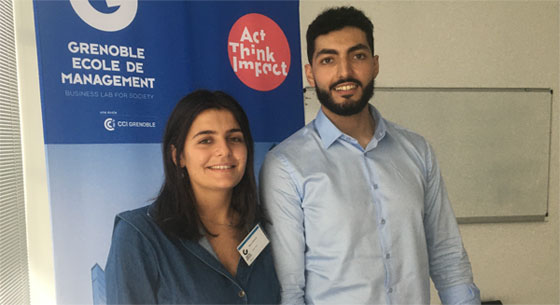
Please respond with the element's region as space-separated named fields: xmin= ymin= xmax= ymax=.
xmin=34 ymin=0 xmax=303 ymax=144
xmin=33 ymin=1 xmax=303 ymax=303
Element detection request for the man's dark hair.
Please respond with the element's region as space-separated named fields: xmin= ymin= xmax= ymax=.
xmin=152 ymin=89 xmax=261 ymax=240
xmin=306 ymin=6 xmax=374 ymax=64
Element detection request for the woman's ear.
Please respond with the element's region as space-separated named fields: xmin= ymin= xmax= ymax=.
xmin=171 ymin=145 xmax=186 ymax=168
xmin=171 ymin=145 xmax=179 ymax=166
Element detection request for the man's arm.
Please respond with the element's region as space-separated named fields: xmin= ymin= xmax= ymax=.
xmin=422 ymin=143 xmax=481 ymax=305
xmin=259 ymin=152 xmax=306 ymax=305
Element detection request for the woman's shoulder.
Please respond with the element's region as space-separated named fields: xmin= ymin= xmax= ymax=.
xmin=117 ymin=204 xmax=150 ymax=223
xmin=112 ymin=204 xmax=162 ymax=242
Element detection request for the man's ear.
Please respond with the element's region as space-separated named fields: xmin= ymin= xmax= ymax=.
xmin=372 ymin=55 xmax=380 ymax=79
xmin=305 ymin=64 xmax=316 ymax=87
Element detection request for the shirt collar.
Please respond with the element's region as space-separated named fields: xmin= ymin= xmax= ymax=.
xmin=314 ymin=105 xmax=388 ymax=149
xmin=370 ymin=105 xmax=388 ymax=142
xmin=314 ymin=108 xmax=343 ymax=148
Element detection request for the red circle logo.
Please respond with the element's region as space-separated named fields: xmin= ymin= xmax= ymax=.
xmin=228 ymin=13 xmax=290 ymax=92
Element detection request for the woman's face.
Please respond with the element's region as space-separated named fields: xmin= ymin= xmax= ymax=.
xmin=178 ymin=109 xmax=247 ymax=196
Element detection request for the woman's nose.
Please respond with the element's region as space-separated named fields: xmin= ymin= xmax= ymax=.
xmin=215 ymin=139 xmax=232 ymax=156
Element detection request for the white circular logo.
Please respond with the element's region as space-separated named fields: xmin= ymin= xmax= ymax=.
xmin=104 ymin=118 xmax=115 ymax=131
xmin=69 ymin=0 xmax=138 ymax=32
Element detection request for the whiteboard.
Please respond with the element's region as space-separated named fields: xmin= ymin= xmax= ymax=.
xmin=304 ymin=87 xmax=552 ymax=223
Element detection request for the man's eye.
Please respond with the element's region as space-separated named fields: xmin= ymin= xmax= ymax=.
xmin=354 ymin=53 xmax=366 ymax=60
xmin=320 ymin=57 xmax=333 ymax=64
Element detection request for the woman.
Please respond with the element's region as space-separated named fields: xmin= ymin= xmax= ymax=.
xmin=105 ymin=90 xmax=280 ymax=304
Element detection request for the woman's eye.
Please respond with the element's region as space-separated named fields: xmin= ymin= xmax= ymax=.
xmin=229 ymin=136 xmax=244 ymax=143
xmin=198 ymin=138 xmax=212 ymax=144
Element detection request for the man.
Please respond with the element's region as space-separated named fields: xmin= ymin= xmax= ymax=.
xmin=259 ymin=6 xmax=480 ymax=305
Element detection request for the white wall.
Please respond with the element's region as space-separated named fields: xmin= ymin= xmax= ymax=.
xmin=13 ymin=0 xmax=56 ymax=304
xmin=300 ymin=1 xmax=559 ymax=304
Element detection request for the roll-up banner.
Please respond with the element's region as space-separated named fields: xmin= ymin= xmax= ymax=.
xmin=32 ymin=1 xmax=303 ymax=303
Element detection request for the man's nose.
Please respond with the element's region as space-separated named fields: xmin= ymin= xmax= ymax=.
xmin=337 ymin=57 xmax=353 ymax=79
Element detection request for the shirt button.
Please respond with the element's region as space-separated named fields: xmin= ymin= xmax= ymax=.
xmin=381 ymin=219 xmax=386 ymax=225
xmin=388 ymin=288 xmax=393 ymax=293
xmin=238 ymin=290 xmax=246 ymax=298
xmin=386 ymin=253 xmax=390 ymax=259
xmin=373 ymin=184 xmax=378 ymax=189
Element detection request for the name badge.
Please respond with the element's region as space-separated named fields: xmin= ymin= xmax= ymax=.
xmin=237 ymin=224 xmax=269 ymax=266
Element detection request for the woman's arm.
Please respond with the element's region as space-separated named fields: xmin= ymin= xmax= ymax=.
xmin=105 ymin=218 xmax=159 ymax=304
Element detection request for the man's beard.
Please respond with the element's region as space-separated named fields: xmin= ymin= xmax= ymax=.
xmin=316 ymin=78 xmax=375 ymax=116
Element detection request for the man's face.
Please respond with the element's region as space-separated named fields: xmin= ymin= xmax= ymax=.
xmin=305 ymin=26 xmax=379 ymax=116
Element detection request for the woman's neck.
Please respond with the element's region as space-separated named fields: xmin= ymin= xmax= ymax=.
xmin=195 ymin=190 xmax=235 ymax=226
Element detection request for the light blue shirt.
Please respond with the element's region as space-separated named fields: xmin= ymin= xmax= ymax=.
xmin=259 ymin=106 xmax=480 ymax=305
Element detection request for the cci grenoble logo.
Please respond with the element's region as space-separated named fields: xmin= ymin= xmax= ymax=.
xmin=104 ymin=118 xmax=115 ymax=131
xmin=228 ymin=13 xmax=290 ymax=91
xmin=103 ymin=118 xmax=156 ymax=131
xmin=69 ymin=0 xmax=138 ymax=32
